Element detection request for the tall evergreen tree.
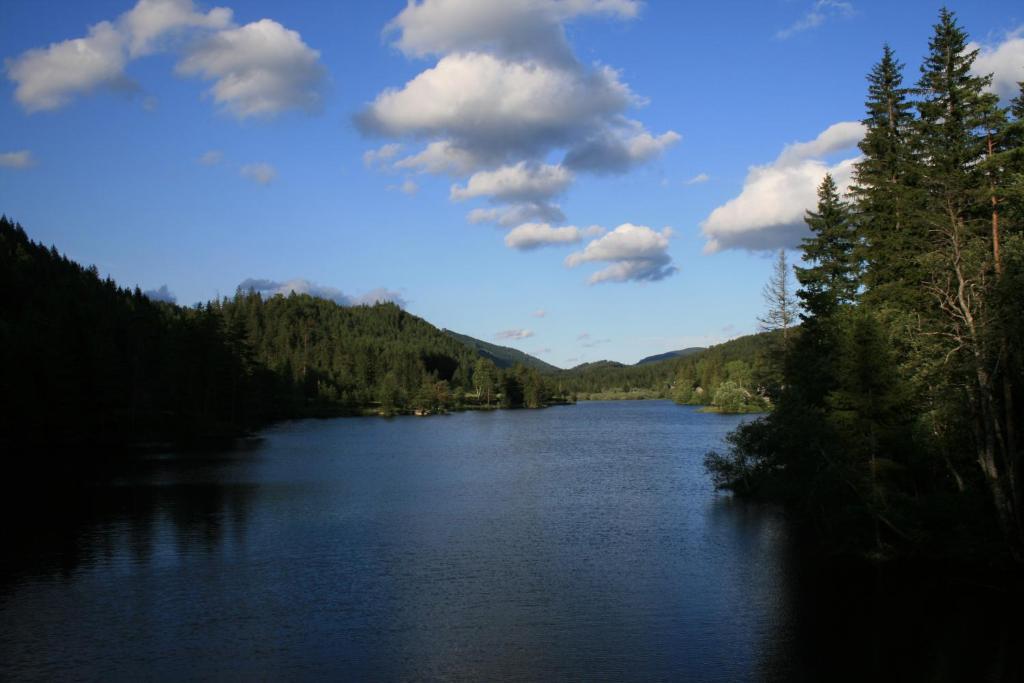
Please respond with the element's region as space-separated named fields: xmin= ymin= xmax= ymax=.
xmin=913 ymin=8 xmax=1021 ymax=555
xmin=795 ymin=173 xmax=860 ymax=319
xmin=851 ymin=44 xmax=920 ymax=307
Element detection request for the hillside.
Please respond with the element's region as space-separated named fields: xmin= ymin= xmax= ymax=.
xmin=0 ymin=217 xmax=567 ymax=449
xmin=554 ymin=331 xmax=780 ymax=404
xmin=444 ymin=330 xmax=561 ymax=373
xmin=635 ymin=347 xmax=705 ymax=365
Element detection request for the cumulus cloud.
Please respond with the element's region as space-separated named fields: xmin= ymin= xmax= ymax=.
xmin=565 ymin=223 xmax=677 ymax=284
xmin=143 ymin=284 xmax=177 ymax=303
xmin=6 ymin=0 xmax=325 ymax=118
xmin=505 ymin=222 xmax=604 ymax=250
xmin=360 ymin=1 xmax=677 ymax=248
xmin=564 ymin=128 xmax=680 ymax=174
xmin=495 ymin=329 xmax=534 ymax=340
xmin=776 ymin=0 xmax=855 ymax=40
xmin=0 ymin=150 xmax=36 ymax=168
xmin=451 ymin=162 xmax=573 ymax=202
xmin=237 ymin=278 xmax=406 ymax=307
xmin=685 ymin=172 xmax=709 ymax=184
xmin=176 ymin=19 xmax=325 ymax=118
xmin=701 ymin=121 xmax=865 ymax=253
xmin=532 ymin=309 xmax=547 ymax=318
xmin=198 ymin=149 xmax=223 ymax=165
xmin=386 ymin=0 xmax=639 ymax=65
xmin=121 ymin=0 xmax=232 ymax=57
xmin=363 ymin=143 xmax=403 ymax=168
xmin=240 ymin=162 xmax=276 ymax=185
xmin=394 ymin=140 xmax=482 ymax=176
xmin=970 ymin=27 xmax=1024 ymax=101
xmin=774 ymin=120 xmax=865 ymax=166
xmin=467 ymin=202 xmax=566 ymax=228
xmin=357 ymin=53 xmax=637 ymax=161
xmin=7 ymin=21 xmax=128 ymax=112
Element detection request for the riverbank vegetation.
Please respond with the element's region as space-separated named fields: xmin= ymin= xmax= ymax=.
xmin=706 ymin=9 xmax=1024 ymax=566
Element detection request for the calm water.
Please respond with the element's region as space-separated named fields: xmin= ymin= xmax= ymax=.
xmin=1 ymin=401 xmax=1020 ymax=681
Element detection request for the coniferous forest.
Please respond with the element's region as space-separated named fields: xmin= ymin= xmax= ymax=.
xmin=0 ymin=215 xmax=568 ymax=454
xmin=707 ymin=10 xmax=1024 ymax=567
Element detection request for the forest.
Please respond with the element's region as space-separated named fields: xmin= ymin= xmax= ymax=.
xmin=706 ymin=10 xmax=1024 ymax=567
xmin=0 ymin=215 xmax=571 ymax=452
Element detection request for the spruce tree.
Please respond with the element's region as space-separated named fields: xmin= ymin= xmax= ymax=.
xmin=795 ymin=173 xmax=859 ymax=319
xmin=914 ymin=8 xmax=1021 ymax=556
xmin=851 ymin=44 xmax=920 ymax=307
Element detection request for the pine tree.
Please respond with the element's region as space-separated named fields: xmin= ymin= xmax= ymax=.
xmin=914 ymin=8 xmax=1021 ymax=556
xmin=852 ymin=44 xmax=920 ymax=307
xmin=796 ymin=173 xmax=860 ymax=319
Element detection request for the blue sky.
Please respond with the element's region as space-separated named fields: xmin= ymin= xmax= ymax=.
xmin=2 ymin=1 xmax=1022 ymax=366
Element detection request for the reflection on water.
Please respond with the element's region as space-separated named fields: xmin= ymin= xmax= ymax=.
xmin=0 ymin=402 xmax=1020 ymax=681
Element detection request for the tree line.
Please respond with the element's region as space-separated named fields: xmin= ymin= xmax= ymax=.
xmin=706 ymin=9 xmax=1024 ymax=565
xmin=0 ymin=216 xmax=568 ymax=452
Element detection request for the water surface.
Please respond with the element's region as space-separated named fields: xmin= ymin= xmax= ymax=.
xmin=1 ymin=402 xmax=1018 ymax=680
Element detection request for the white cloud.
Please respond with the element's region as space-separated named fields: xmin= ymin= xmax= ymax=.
xmin=776 ymin=0 xmax=855 ymax=40
xmin=121 ymin=0 xmax=232 ymax=57
xmin=176 ymin=19 xmax=325 ymax=118
xmin=363 ymin=143 xmax=403 ymax=168
xmin=565 ymin=223 xmax=677 ymax=284
xmin=467 ymin=202 xmax=566 ymax=227
xmin=394 ymin=140 xmax=482 ymax=175
xmin=564 ymin=127 xmax=680 ymax=173
xmin=504 ymin=222 xmax=604 ymax=250
xmin=0 ymin=150 xmax=36 ymax=168
xmin=386 ymin=0 xmax=639 ymax=65
xmin=451 ymin=162 xmax=573 ymax=202
xmin=495 ymin=329 xmax=534 ymax=340
xmin=775 ymin=120 xmax=865 ymax=166
xmin=532 ymin=309 xmax=546 ymax=318
xmin=198 ymin=149 xmax=223 ymax=165
xmin=240 ymin=162 xmax=276 ymax=185
xmin=970 ymin=27 xmax=1024 ymax=101
xmin=238 ymin=278 xmax=407 ymax=308
xmin=685 ymin=172 xmax=709 ymax=184
xmin=701 ymin=121 xmax=864 ymax=253
xmin=361 ymin=0 xmax=676 ymax=278
xmin=358 ymin=52 xmax=637 ymax=161
xmin=7 ymin=1 xmax=325 ymax=118
xmin=7 ymin=21 xmax=128 ymax=112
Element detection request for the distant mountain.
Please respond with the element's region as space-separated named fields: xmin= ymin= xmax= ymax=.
xmin=635 ymin=347 xmax=705 ymax=365
xmin=444 ymin=330 xmax=560 ymax=373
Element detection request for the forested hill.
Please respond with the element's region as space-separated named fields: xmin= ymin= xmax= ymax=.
xmin=443 ymin=330 xmax=560 ymax=373
xmin=635 ymin=348 xmax=705 ymax=365
xmin=555 ymin=331 xmax=780 ymax=408
xmin=0 ymin=216 xmax=567 ymax=451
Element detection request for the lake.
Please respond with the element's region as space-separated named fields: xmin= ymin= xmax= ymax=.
xmin=1 ymin=401 xmax=1019 ymax=681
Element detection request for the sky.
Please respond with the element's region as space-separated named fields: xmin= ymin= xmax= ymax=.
xmin=1 ymin=0 xmax=1022 ymax=367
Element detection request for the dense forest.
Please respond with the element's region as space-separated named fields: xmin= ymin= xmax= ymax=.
xmin=707 ymin=10 xmax=1024 ymax=567
xmin=0 ymin=216 xmax=571 ymax=451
